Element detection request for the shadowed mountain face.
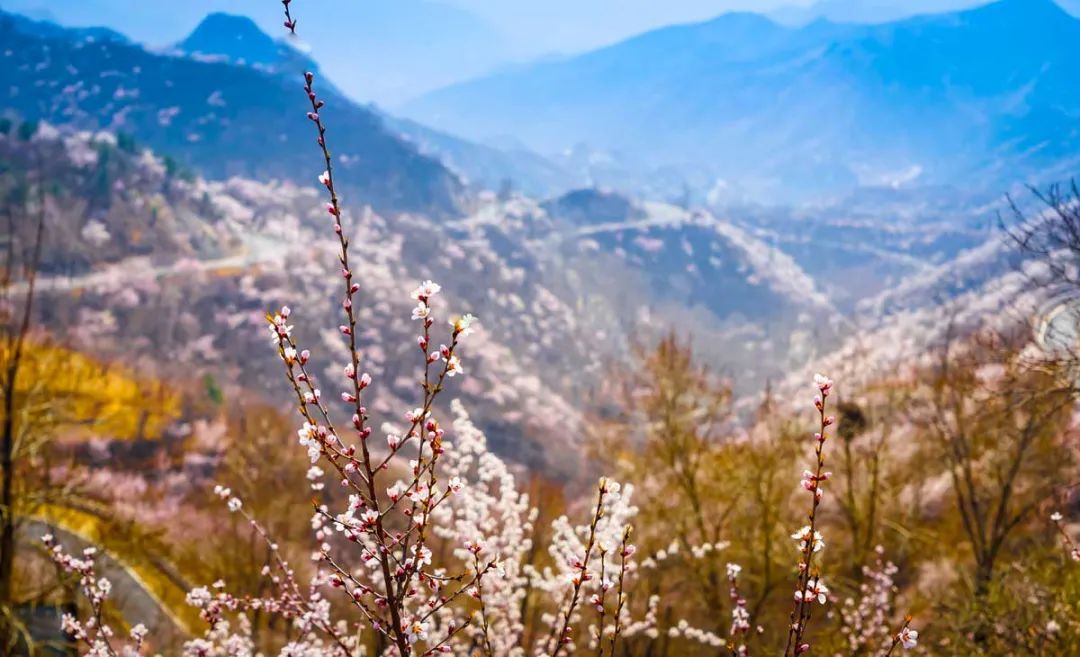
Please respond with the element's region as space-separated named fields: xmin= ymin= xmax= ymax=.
xmin=403 ymin=0 xmax=1080 ymax=202
xmin=174 ymin=12 xmax=312 ymax=74
xmin=0 ymin=11 xmax=464 ymax=215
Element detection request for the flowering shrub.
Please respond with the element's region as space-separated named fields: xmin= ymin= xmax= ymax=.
xmin=833 ymin=547 xmax=913 ymax=657
xmin=41 ymin=3 xmax=921 ymax=656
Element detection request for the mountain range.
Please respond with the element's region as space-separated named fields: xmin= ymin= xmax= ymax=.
xmin=773 ymin=0 xmax=1080 ymax=24
xmin=403 ymin=0 xmax=1080 ymax=202
xmin=0 ymin=10 xmax=463 ymax=215
xmin=0 ymin=0 xmax=516 ymax=105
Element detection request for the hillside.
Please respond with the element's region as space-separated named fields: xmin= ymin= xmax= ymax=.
xmin=6 ymin=124 xmax=858 ymax=472
xmin=0 ymin=10 xmax=463 ymax=215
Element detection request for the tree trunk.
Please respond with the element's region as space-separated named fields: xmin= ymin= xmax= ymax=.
xmin=0 ymin=371 xmax=17 ymax=613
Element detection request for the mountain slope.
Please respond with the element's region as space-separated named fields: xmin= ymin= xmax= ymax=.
xmin=174 ymin=12 xmax=313 ymax=75
xmin=166 ymin=12 xmax=581 ymax=198
xmin=404 ymin=0 xmax=1080 ymax=200
xmin=0 ymin=10 xmax=463 ymax=215
xmin=3 ymin=125 xmax=589 ymax=475
xmin=771 ymin=0 xmax=982 ymax=24
xmin=380 ymin=112 xmax=580 ymax=197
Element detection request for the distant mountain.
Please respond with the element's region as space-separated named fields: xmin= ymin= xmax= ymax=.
xmin=0 ymin=10 xmax=463 ymax=215
xmin=773 ymin=0 xmax=1080 ymax=24
xmin=771 ymin=0 xmax=983 ymax=25
xmin=168 ymin=12 xmax=580 ymax=198
xmin=174 ymin=13 xmax=312 ymax=75
xmin=380 ymin=112 xmax=581 ymax=198
xmin=1 ymin=0 xmax=517 ymax=106
xmin=0 ymin=4 xmax=128 ymax=42
xmin=404 ymin=0 xmax=1080 ymax=202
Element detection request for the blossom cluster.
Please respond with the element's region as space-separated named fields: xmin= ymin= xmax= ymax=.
xmin=836 ymin=547 xmax=906 ymax=656
xmin=42 ymin=534 xmax=149 ymax=657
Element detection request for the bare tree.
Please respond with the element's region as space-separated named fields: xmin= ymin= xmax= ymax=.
xmin=0 ymin=136 xmax=46 ymax=638
xmin=1002 ymin=180 xmax=1080 ymax=290
xmin=913 ymin=328 xmax=1075 ymax=598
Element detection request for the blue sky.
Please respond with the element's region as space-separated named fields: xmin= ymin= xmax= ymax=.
xmin=4 ymin=0 xmax=820 ymax=50
xmin=3 ymin=0 xmax=1069 ymax=105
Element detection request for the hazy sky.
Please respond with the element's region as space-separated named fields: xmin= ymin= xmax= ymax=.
xmin=439 ymin=0 xmax=819 ymax=51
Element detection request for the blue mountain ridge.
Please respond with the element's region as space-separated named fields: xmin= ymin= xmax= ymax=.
xmin=403 ymin=0 xmax=1080 ymax=200
xmin=0 ymin=9 xmax=464 ymax=215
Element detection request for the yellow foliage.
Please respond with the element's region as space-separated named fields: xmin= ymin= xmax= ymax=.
xmin=2 ymin=340 xmax=181 ymax=441
xmin=31 ymin=503 xmax=201 ymax=635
